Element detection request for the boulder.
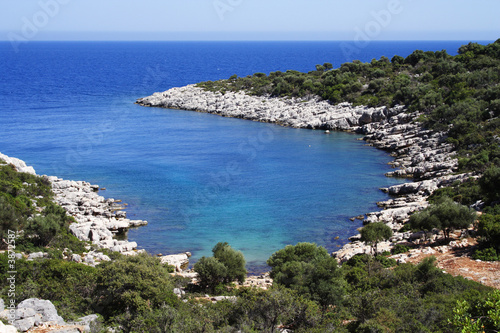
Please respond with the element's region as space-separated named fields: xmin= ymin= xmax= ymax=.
xmin=17 ymin=298 xmax=65 ymax=325
xmin=27 ymin=252 xmax=44 ymax=260
xmin=0 ymin=321 xmax=18 ymax=333
xmin=14 ymin=317 xmax=36 ymax=332
xmin=160 ymin=253 xmax=190 ymax=271
xmin=71 ymin=254 xmax=82 ymax=263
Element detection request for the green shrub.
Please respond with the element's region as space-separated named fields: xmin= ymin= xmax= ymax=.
xmin=193 ymin=256 xmax=228 ymax=292
xmin=472 ymin=247 xmax=498 ymax=261
xmin=212 ymin=242 xmax=246 ymax=284
xmin=374 ymin=255 xmax=397 ymax=268
xmin=267 ymin=242 xmax=345 ymax=308
xmin=409 ymin=196 xmax=477 ymax=240
xmin=477 ymin=213 xmax=500 ymax=253
xmin=479 ymin=166 xmax=500 ymax=204
xmin=193 ymin=242 xmax=247 ymax=293
xmin=93 ymin=253 xmax=178 ymax=319
xmin=450 ymin=290 xmax=500 ymax=333
xmin=24 ymin=214 xmax=66 ymax=247
xmin=391 ymin=243 xmax=410 ymax=255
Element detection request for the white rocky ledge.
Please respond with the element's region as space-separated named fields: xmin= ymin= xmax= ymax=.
xmin=136 ymin=84 xmax=406 ymax=131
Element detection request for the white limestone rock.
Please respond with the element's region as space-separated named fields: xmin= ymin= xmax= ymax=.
xmin=160 ymin=253 xmax=190 ymax=272
xmin=0 ymin=152 xmax=36 ymax=175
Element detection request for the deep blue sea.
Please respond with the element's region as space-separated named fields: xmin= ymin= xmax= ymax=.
xmin=0 ymin=40 xmax=486 ymax=272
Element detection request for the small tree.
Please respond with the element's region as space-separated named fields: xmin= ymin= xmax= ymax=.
xmin=267 ymin=242 xmax=345 ymax=308
xmin=410 ymin=197 xmax=477 ymax=240
xmin=479 ymin=166 xmax=500 ymax=204
xmin=360 ymin=222 xmax=393 ymax=255
xmin=193 ymin=242 xmax=247 ymax=292
xmin=193 ymin=256 xmax=227 ymax=292
xmin=94 ymin=253 xmax=177 ymax=318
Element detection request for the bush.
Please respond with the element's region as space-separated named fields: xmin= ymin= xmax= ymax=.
xmin=267 ymin=242 xmax=345 ymax=308
xmin=472 ymin=247 xmax=498 ymax=261
xmin=409 ymin=197 xmax=477 ymax=240
xmin=193 ymin=256 xmax=228 ymax=292
xmin=193 ymin=242 xmax=247 ymax=292
xmin=479 ymin=166 xmax=500 ymax=204
xmin=212 ymin=242 xmax=246 ymax=284
xmin=391 ymin=243 xmax=410 ymax=255
xmin=234 ymin=286 xmax=324 ymax=332
xmin=24 ymin=214 xmax=66 ymax=247
xmin=93 ymin=253 xmax=178 ymax=318
xmin=450 ymin=290 xmax=500 ymax=332
xmin=476 ymin=213 xmax=500 ymax=256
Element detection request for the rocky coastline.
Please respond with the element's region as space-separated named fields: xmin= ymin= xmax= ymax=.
xmin=137 ymin=85 xmax=470 ymax=262
xmin=0 ymin=152 xmax=192 ymax=269
xmin=0 ymin=153 xmax=145 ymax=255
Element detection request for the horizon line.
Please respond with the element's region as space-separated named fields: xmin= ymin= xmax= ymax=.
xmin=0 ymin=39 xmax=495 ymax=42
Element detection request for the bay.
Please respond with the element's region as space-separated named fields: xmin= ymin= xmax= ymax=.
xmin=0 ymin=40 xmax=477 ymax=271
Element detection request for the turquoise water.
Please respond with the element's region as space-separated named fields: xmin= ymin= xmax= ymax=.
xmin=0 ymin=41 xmax=480 ymax=271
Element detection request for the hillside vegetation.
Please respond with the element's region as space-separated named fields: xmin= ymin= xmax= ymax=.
xmin=198 ymin=39 xmax=500 ymax=174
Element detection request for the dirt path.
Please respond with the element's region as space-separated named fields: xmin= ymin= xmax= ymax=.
xmin=405 ymin=239 xmax=500 ymax=289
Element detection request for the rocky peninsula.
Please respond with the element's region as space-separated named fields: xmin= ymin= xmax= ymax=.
xmin=137 ymin=84 xmax=473 ymax=262
xmin=0 ymin=153 xmax=145 ymax=255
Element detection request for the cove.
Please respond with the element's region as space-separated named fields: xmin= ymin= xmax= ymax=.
xmin=120 ymin=106 xmax=406 ymax=272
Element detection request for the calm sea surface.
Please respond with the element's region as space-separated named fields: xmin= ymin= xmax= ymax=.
xmin=0 ymin=40 xmax=482 ymax=271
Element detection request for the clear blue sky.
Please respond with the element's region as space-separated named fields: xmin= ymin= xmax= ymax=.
xmin=1 ymin=0 xmax=499 ymax=41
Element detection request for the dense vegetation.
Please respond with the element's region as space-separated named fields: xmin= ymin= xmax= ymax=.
xmin=0 ymin=162 xmax=85 ymax=254
xmin=1 ymin=243 xmax=495 ymax=332
xmin=0 ymin=164 xmax=498 ymax=331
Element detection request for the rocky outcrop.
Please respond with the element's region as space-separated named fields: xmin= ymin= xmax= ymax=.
xmin=0 ymin=152 xmax=147 ymax=254
xmin=0 ymin=298 xmax=64 ymax=332
xmin=160 ymin=252 xmax=191 ymax=272
xmin=136 ymin=84 xmax=406 ymax=131
xmin=47 ymin=176 xmax=147 ymax=254
xmin=0 ymin=298 xmax=97 ymax=332
xmin=0 ymin=152 xmax=36 ymax=175
xmin=361 ymin=112 xmax=458 ymax=181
